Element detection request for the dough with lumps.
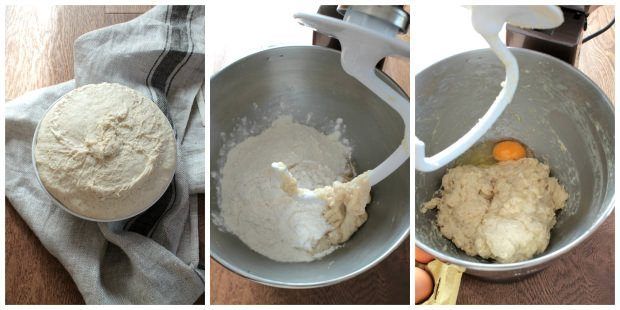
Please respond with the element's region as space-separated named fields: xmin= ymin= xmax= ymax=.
xmin=34 ymin=83 xmax=176 ymax=220
xmin=422 ymin=158 xmax=568 ymax=263
xmin=316 ymin=171 xmax=371 ymax=247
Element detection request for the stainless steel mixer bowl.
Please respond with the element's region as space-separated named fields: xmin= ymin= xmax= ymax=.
xmin=211 ymin=46 xmax=410 ymax=287
xmin=415 ymin=48 xmax=614 ymax=280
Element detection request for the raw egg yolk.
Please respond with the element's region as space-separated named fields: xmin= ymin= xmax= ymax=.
xmin=415 ymin=267 xmax=434 ymax=304
xmin=415 ymin=246 xmax=435 ymax=264
xmin=493 ymin=140 xmax=526 ymax=161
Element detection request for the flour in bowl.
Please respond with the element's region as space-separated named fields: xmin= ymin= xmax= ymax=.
xmin=220 ymin=116 xmax=371 ymax=262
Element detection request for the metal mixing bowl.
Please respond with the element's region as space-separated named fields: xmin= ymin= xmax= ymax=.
xmin=211 ymin=46 xmax=410 ymax=287
xmin=415 ymin=48 xmax=614 ymax=280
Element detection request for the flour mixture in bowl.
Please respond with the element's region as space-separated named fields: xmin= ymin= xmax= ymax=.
xmin=34 ymin=83 xmax=176 ymax=221
xmin=219 ymin=116 xmax=372 ymax=262
xmin=422 ymin=141 xmax=568 ymax=263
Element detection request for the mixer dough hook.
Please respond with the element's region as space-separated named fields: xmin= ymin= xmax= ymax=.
xmin=414 ymin=5 xmax=564 ymax=172
xmin=295 ymin=6 xmax=410 ymax=186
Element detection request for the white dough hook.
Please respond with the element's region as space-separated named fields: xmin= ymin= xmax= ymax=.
xmin=415 ymin=5 xmax=564 ymax=172
xmin=295 ymin=6 xmax=410 ymax=186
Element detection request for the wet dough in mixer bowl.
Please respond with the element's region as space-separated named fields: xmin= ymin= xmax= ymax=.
xmin=422 ymin=158 xmax=568 ymax=263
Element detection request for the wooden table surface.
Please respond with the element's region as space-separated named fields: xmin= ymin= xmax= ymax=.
xmin=209 ymin=4 xmax=410 ymax=305
xmin=5 ymin=5 xmax=205 ymax=304
xmin=457 ymin=6 xmax=615 ymax=305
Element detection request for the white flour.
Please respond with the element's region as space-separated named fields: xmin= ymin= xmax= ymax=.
xmin=220 ymin=116 xmax=354 ymax=262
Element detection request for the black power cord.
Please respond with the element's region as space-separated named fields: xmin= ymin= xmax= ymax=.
xmin=583 ymin=17 xmax=615 ymax=43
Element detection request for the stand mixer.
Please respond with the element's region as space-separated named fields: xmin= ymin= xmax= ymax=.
xmin=415 ymin=5 xmax=564 ymax=171
xmin=506 ymin=5 xmax=611 ymax=65
xmin=211 ymin=6 xmax=411 ymax=287
xmin=415 ymin=5 xmax=614 ymax=282
xmin=295 ymin=5 xmax=410 ymax=186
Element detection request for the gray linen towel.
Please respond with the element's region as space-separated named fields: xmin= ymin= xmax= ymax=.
xmin=5 ymin=5 xmax=205 ymax=304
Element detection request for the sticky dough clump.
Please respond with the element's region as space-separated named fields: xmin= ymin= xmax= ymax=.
xmin=422 ymin=158 xmax=568 ymax=263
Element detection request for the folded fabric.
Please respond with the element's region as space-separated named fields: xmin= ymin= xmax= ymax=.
xmin=5 ymin=5 xmax=205 ymax=304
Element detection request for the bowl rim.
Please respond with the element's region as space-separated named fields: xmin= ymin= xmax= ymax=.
xmin=210 ymin=45 xmax=411 ymax=288
xmin=415 ymin=46 xmax=615 ymax=272
xmin=31 ymin=84 xmax=178 ymax=223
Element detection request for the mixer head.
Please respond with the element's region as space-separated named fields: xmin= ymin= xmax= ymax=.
xmin=507 ymin=5 xmax=608 ymax=65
